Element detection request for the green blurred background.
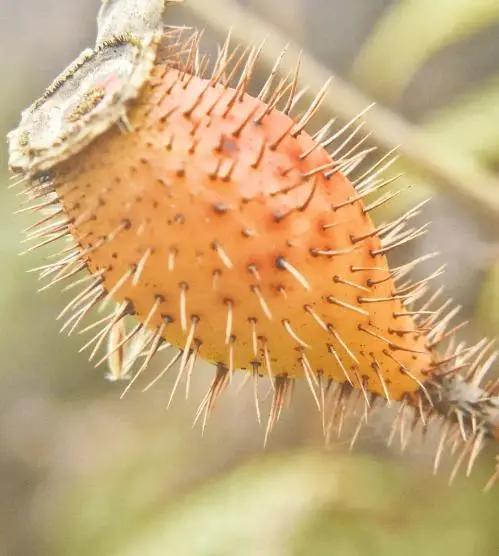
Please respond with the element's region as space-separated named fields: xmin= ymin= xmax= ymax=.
xmin=0 ymin=1 xmax=498 ymax=554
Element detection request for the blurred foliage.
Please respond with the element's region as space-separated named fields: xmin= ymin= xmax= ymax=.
xmin=1 ymin=1 xmax=499 ymax=555
xmin=423 ymin=75 xmax=499 ymax=167
xmin=352 ymin=0 xmax=499 ymax=101
xmin=50 ymin=452 xmax=499 ymax=556
xmin=476 ymin=258 xmax=499 ymax=336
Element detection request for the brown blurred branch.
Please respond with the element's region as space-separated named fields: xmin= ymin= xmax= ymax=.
xmin=182 ymin=0 xmax=499 ymax=227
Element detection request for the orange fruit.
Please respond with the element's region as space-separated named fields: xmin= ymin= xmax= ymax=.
xmin=8 ymin=23 xmax=499 ymax=483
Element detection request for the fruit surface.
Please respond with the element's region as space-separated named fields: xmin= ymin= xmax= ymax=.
xmin=51 ymin=65 xmax=435 ymax=400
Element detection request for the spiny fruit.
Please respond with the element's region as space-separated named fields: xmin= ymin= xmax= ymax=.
xmin=7 ymin=1 xmax=499 ymax=484
xmin=52 ymin=62 xmax=436 ymax=399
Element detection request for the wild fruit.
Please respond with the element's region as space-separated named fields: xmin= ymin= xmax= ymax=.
xmin=7 ymin=0 xmax=499 ymax=485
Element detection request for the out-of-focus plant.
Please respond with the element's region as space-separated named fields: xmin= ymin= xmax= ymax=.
xmin=49 ymin=451 xmax=498 ymax=556
xmin=352 ymin=0 xmax=499 ymax=101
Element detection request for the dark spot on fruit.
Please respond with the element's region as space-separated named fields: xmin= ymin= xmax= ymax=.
xmin=275 ymin=256 xmax=286 ymax=270
xmin=213 ymin=202 xmax=230 ymax=213
xmin=124 ymin=299 xmax=136 ymax=315
xmin=221 ymin=136 xmax=239 ymax=153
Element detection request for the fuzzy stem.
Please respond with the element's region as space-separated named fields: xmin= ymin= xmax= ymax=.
xmin=426 ymin=375 xmax=499 ymax=440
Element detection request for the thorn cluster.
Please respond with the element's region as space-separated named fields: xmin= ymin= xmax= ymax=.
xmin=7 ymin=2 xmax=499 ymax=488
